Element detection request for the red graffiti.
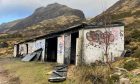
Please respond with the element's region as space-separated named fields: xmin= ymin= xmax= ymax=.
xmin=86 ymin=30 xmax=114 ymax=45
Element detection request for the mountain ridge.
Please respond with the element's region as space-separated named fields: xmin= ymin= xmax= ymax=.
xmin=0 ymin=3 xmax=85 ymax=34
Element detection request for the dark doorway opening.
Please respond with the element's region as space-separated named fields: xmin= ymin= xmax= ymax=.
xmin=16 ymin=44 xmax=19 ymax=57
xmin=46 ymin=37 xmax=57 ymax=62
xmin=70 ymin=32 xmax=79 ymax=64
xmin=26 ymin=44 xmax=28 ymax=54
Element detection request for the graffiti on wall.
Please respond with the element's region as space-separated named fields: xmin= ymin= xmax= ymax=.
xmin=57 ymin=36 xmax=64 ymax=54
xmin=57 ymin=35 xmax=65 ymax=64
xmin=84 ymin=28 xmax=124 ymax=63
xmin=86 ymin=30 xmax=115 ymax=45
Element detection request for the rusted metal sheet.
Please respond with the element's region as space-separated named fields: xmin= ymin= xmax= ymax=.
xmin=48 ymin=65 xmax=68 ymax=82
xmin=34 ymin=48 xmax=43 ymax=61
xmin=22 ymin=53 xmax=36 ymax=62
xmin=21 ymin=48 xmax=42 ymax=61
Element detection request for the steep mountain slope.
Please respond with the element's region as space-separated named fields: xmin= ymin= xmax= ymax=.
xmin=106 ymin=0 xmax=140 ymax=13
xmin=0 ymin=3 xmax=85 ymax=33
xmin=90 ymin=0 xmax=140 ymax=27
xmin=0 ymin=19 xmax=22 ymax=33
xmin=16 ymin=15 xmax=83 ymax=39
xmin=90 ymin=0 xmax=140 ymax=50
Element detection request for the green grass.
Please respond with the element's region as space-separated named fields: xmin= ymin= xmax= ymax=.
xmin=1 ymin=57 xmax=140 ymax=84
xmin=2 ymin=58 xmax=72 ymax=84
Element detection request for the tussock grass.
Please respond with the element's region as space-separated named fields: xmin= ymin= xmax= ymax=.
xmin=68 ymin=65 xmax=112 ymax=84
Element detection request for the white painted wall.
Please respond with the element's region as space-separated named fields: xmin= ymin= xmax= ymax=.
xmin=57 ymin=35 xmax=65 ymax=64
xmin=27 ymin=39 xmax=46 ymax=61
xmin=83 ymin=26 xmax=124 ymax=64
xmin=35 ymin=39 xmax=46 ymax=61
xmin=76 ymin=38 xmax=81 ymax=65
xmin=13 ymin=44 xmax=18 ymax=57
xmin=19 ymin=44 xmax=27 ymax=56
xmin=28 ymin=42 xmax=36 ymax=53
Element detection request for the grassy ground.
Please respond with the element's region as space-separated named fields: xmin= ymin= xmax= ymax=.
xmin=0 ymin=57 xmax=74 ymax=84
xmin=0 ymin=56 xmax=140 ymax=84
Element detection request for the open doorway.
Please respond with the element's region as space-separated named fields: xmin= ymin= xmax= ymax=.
xmin=26 ymin=44 xmax=28 ymax=54
xmin=46 ymin=37 xmax=57 ymax=62
xmin=70 ymin=32 xmax=79 ymax=64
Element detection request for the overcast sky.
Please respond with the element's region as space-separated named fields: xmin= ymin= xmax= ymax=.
xmin=0 ymin=0 xmax=119 ymax=24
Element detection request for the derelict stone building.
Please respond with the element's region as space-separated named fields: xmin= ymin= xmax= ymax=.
xmin=14 ymin=22 xmax=124 ymax=65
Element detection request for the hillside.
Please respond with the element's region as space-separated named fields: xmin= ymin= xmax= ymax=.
xmin=17 ymin=15 xmax=82 ymax=39
xmin=0 ymin=19 xmax=22 ymax=33
xmin=90 ymin=0 xmax=140 ymax=27
xmin=90 ymin=0 xmax=140 ymax=44
xmin=0 ymin=1 xmax=140 ymax=84
xmin=0 ymin=3 xmax=85 ymax=34
xmin=0 ymin=3 xmax=85 ymax=56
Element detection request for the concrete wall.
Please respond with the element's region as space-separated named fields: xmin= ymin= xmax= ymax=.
xmin=75 ymin=30 xmax=84 ymax=65
xmin=64 ymin=34 xmax=71 ymax=64
xmin=57 ymin=35 xmax=65 ymax=64
xmin=76 ymin=38 xmax=81 ymax=65
xmin=35 ymin=39 xmax=46 ymax=61
xmin=57 ymin=34 xmax=71 ymax=64
xmin=28 ymin=42 xmax=35 ymax=54
xmin=17 ymin=39 xmax=46 ymax=61
xmin=19 ymin=44 xmax=27 ymax=56
xmin=82 ymin=26 xmax=124 ymax=64
xmin=13 ymin=44 xmax=18 ymax=57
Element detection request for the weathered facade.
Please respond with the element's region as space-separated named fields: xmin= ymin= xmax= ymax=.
xmin=14 ymin=23 xmax=124 ymax=65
